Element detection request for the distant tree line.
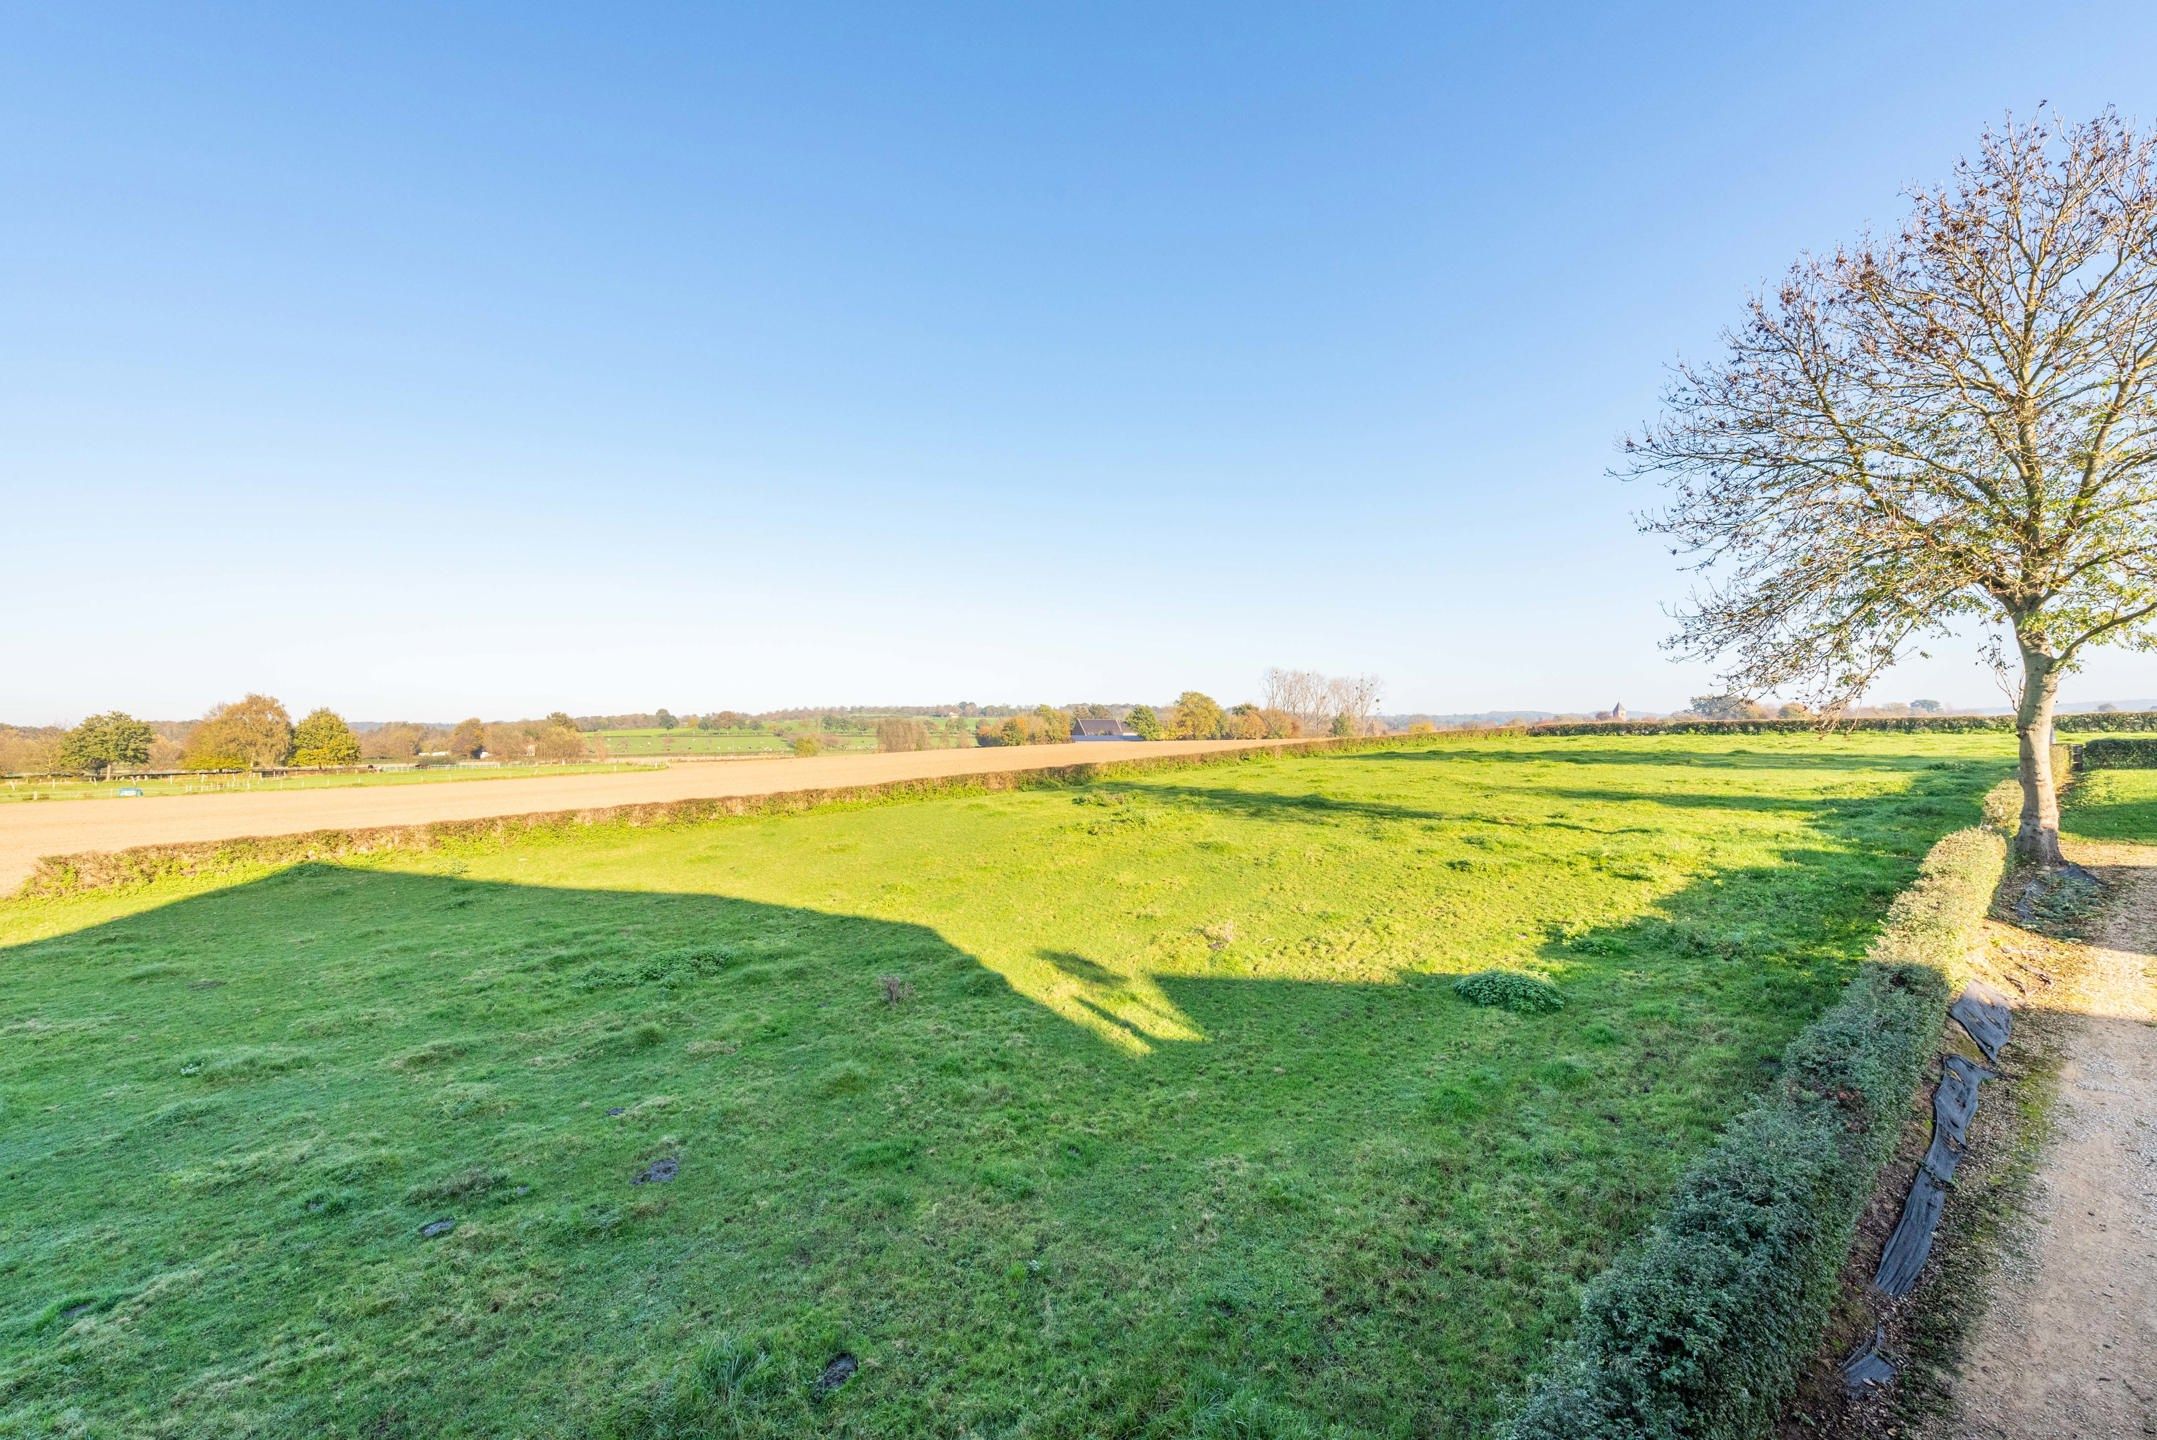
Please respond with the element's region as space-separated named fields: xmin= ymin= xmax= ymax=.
xmin=969 ymin=671 xmax=1387 ymax=746
xmin=18 ymin=698 xmax=595 ymax=778
xmin=12 ymin=673 xmax=1405 ymax=776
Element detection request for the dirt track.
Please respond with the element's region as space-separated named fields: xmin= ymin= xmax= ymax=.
xmin=1946 ymin=843 xmax=2157 ymax=1438
xmin=0 ymin=740 xmax=1282 ymax=894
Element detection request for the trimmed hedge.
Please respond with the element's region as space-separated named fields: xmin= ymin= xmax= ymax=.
xmin=1531 ymin=712 xmax=2156 ymax=736
xmin=2077 ymin=737 xmax=2157 ymax=769
xmin=1502 ymin=789 xmax=2014 ymax=1440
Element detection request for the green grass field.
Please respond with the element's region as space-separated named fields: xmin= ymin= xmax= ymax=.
xmin=2062 ymin=766 xmax=2157 ymax=839
xmin=594 ymin=728 xmax=805 ymax=757
xmin=0 ymin=762 xmax=659 ymax=804
xmin=0 ymin=734 xmax=2013 ymax=1437
xmin=593 ymin=717 xmax=980 ymax=758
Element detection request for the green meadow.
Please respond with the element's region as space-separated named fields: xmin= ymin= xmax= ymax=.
xmin=0 ymin=734 xmax=2012 ymax=1438
xmin=592 ymin=728 xmax=805 ymax=757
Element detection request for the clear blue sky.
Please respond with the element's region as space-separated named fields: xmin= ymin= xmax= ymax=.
xmin=8 ymin=3 xmax=2157 ymax=723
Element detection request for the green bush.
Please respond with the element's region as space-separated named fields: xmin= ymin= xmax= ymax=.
xmin=2077 ymin=736 xmax=2157 ymax=768
xmin=1503 ymin=791 xmax=2013 ymax=1440
xmin=290 ymin=709 xmax=362 ymax=768
xmin=58 ymin=712 xmax=155 ymax=778
xmin=1452 ymin=970 xmax=1565 ymax=1014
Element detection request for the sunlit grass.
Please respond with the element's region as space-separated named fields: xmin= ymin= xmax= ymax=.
xmin=2063 ymin=766 xmax=2157 ymax=840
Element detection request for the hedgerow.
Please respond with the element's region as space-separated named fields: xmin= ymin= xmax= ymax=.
xmin=1501 ymin=783 xmax=2016 ymax=1440
xmin=1531 ymin=711 xmax=2157 ymax=736
xmin=2076 ymin=736 xmax=2157 ymax=768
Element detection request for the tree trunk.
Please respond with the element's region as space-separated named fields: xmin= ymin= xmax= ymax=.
xmin=2015 ymin=641 xmax=2064 ymax=867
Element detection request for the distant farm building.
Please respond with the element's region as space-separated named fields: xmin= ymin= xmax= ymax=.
xmin=1071 ymin=716 xmax=1138 ymax=741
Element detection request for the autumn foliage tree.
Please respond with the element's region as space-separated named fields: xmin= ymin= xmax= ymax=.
xmin=289 ymin=708 xmax=361 ymax=767
xmin=448 ymin=718 xmax=485 ymax=759
xmin=875 ymin=717 xmax=930 ymax=752
xmin=532 ymin=725 xmax=588 ymax=761
xmin=1168 ymin=691 xmax=1226 ymax=740
xmin=184 ymin=694 xmax=293 ymax=771
xmin=1628 ymin=113 xmax=2157 ymax=864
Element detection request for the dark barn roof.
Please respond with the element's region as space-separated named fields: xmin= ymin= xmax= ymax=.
xmin=1072 ymin=716 xmax=1132 ymax=738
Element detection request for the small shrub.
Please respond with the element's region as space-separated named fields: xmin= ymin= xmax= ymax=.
xmin=1452 ymin=970 xmax=1564 ymax=1014
xmin=789 ymin=736 xmax=823 ymax=757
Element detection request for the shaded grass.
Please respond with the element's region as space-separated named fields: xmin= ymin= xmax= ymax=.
xmin=0 ymin=734 xmax=2009 ymax=1437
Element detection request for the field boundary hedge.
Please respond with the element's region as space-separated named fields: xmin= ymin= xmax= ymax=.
xmin=1531 ymin=711 xmax=2157 ymax=736
xmin=2074 ymin=736 xmax=2157 ymax=768
xmin=1500 ymin=776 xmax=2026 ymax=1440
xmin=1535 ymin=715 xmax=2157 ymax=737
xmin=10 ymin=731 xmax=1502 ymax=899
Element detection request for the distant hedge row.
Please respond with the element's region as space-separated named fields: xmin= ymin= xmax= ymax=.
xmin=1502 ymin=783 xmax=2018 ymax=1440
xmin=2075 ymin=737 xmax=2157 ymax=768
xmin=1532 ymin=711 xmax=2157 ymax=736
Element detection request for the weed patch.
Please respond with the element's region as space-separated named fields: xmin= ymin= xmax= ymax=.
xmin=1453 ymin=970 xmax=1565 ymax=1014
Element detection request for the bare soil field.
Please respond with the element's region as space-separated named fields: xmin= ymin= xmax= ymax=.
xmin=0 ymin=740 xmax=1277 ymax=893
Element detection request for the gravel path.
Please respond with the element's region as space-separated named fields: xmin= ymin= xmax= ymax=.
xmin=1948 ymin=844 xmax=2157 ymax=1439
xmin=0 ymin=738 xmax=1283 ymax=893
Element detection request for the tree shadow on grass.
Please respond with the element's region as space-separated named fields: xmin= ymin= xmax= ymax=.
xmin=1105 ymin=758 xmax=1996 ymax=836
xmin=1347 ymin=745 xmax=1992 ymax=773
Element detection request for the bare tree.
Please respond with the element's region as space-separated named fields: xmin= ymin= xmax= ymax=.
xmin=1261 ymin=667 xmax=1328 ymax=735
xmin=1628 ymin=112 xmax=2157 ymax=865
xmin=1263 ymin=667 xmax=1382 ymax=736
xmin=1326 ymin=674 xmax=1384 ymax=735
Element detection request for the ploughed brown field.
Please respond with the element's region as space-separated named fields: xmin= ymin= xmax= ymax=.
xmin=0 ymin=739 xmax=1280 ymax=891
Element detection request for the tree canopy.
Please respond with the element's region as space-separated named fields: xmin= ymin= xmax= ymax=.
xmin=184 ymin=694 xmax=294 ymax=771
xmin=59 ymin=711 xmax=155 ymax=777
xmin=448 ymin=718 xmax=485 ymax=759
xmin=1629 ymin=112 xmax=2157 ymax=862
xmin=290 ymin=708 xmax=362 ymax=767
xmin=1169 ymin=691 xmax=1226 ymax=740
